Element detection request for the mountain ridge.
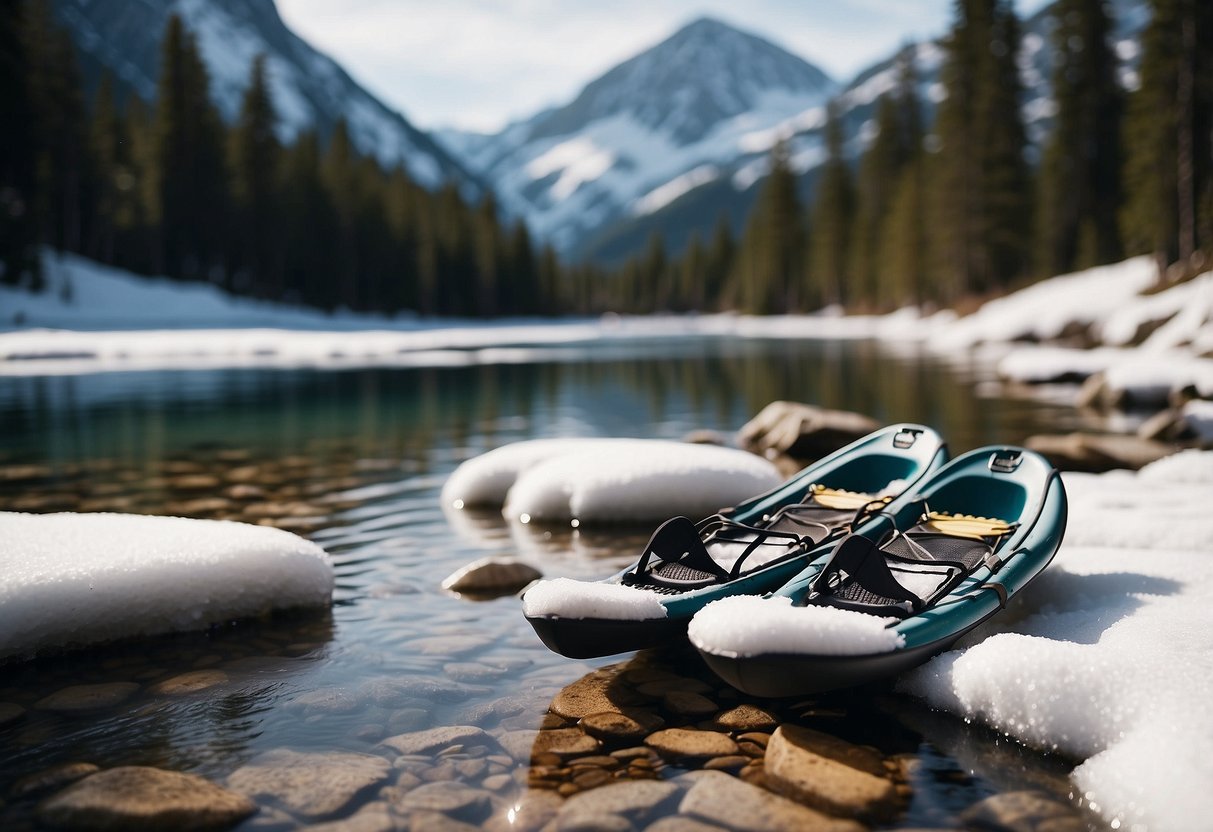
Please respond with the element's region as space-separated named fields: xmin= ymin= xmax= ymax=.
xmin=53 ymin=0 xmax=478 ymax=193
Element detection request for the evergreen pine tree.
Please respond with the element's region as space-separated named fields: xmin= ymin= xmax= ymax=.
xmin=1121 ymin=0 xmax=1213 ymax=272
xmin=733 ymin=141 xmax=802 ymax=313
xmin=808 ymin=103 xmax=855 ymax=307
xmin=229 ymin=54 xmax=282 ymax=296
xmin=0 ymin=0 xmax=41 ymax=287
xmin=151 ymin=15 xmax=228 ymax=279
xmin=934 ymin=0 xmax=1031 ymax=298
xmin=1037 ymin=0 xmax=1122 ymax=276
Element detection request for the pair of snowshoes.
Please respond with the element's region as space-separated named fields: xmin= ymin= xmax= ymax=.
xmin=522 ymin=424 xmax=1067 ymax=696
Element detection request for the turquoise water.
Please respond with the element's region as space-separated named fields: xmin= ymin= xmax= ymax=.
xmin=0 ymin=337 xmax=1096 ymax=830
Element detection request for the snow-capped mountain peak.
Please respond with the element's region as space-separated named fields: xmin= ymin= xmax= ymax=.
xmin=447 ymin=16 xmax=836 ymax=252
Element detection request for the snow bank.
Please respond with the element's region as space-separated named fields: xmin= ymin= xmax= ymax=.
xmin=688 ymin=596 xmax=904 ymax=658
xmin=899 ymin=452 xmax=1213 ymax=831
xmin=0 ymin=512 xmax=333 ymax=661
xmin=522 ymin=578 xmax=667 ymax=621
xmin=929 ymin=257 xmax=1157 ymax=351
xmin=497 ymin=440 xmax=782 ymax=523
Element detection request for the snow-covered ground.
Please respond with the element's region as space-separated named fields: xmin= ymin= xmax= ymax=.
xmin=2 ymin=252 xmax=1210 ymax=413
xmin=0 ymin=512 xmax=333 ymax=661
xmin=902 ymin=450 xmax=1213 ymax=832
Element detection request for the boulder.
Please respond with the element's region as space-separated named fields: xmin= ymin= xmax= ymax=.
xmin=441 ymin=556 xmax=542 ymax=597
xmin=38 ymin=766 xmax=256 ymax=831
xmin=1025 ymin=432 xmax=1176 ymax=472
xmin=739 ymin=402 xmax=879 ymax=461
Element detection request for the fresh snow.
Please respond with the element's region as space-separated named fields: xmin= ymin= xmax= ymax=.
xmin=442 ymin=438 xmax=623 ymax=508
xmin=522 ymin=577 xmax=668 ymax=621
xmin=500 ymin=440 xmax=782 ymax=523
xmin=900 ymin=451 xmax=1213 ymax=832
xmin=443 ymin=438 xmax=781 ymax=524
xmin=0 ymin=512 xmax=333 ymax=661
xmin=688 ymin=595 xmax=905 ymax=658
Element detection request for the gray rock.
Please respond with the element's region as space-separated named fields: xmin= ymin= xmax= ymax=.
xmin=557 ymin=814 xmax=634 ymax=832
xmin=38 ymin=766 xmax=256 ymax=831
xmin=961 ymin=790 xmax=1086 ymax=832
xmin=406 ymin=811 xmax=485 ymax=832
xmin=36 ymin=682 xmax=140 ymax=712
xmin=764 ymin=725 xmax=898 ymax=822
xmin=441 ymin=557 xmax=542 ymax=596
xmin=739 ymin=402 xmax=880 ymax=461
xmin=1025 ymin=432 xmax=1176 ymax=472
xmin=381 ymin=725 xmax=494 ymax=756
xmin=150 ymin=670 xmax=230 ymax=696
xmin=678 ymin=770 xmax=865 ymax=832
xmin=645 ymin=729 xmax=739 ymax=760
xmin=227 ymin=749 xmax=391 ymax=819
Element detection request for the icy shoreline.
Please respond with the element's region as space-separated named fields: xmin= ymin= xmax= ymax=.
xmin=3 ymin=253 xmax=1210 ymax=405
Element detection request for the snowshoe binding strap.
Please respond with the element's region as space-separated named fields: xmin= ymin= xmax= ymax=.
xmin=806 ymin=535 xmax=925 ymax=615
xmin=623 ymin=516 xmax=729 ymax=590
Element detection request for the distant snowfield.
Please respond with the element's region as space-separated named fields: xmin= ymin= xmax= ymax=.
xmin=0 ymin=512 xmax=333 ymax=661
xmin=1 ymin=253 xmax=1211 ymax=401
xmin=902 ymin=450 xmax=1213 ymax=832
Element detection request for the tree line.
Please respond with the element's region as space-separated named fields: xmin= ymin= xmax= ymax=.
xmin=2 ymin=0 xmax=1210 ymax=318
xmin=1 ymin=1 xmax=558 ymax=316
xmin=587 ymin=0 xmax=1212 ymax=315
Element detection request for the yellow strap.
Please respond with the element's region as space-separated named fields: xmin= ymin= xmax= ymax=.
xmin=809 ymin=484 xmax=890 ymax=511
xmin=922 ymin=511 xmax=1013 ymax=540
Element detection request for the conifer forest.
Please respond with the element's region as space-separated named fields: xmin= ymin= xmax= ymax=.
xmin=2 ymin=0 xmax=1210 ymax=316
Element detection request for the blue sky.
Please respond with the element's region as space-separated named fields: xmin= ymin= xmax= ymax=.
xmin=277 ymin=0 xmax=1050 ymax=133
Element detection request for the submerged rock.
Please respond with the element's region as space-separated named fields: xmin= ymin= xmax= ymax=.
xmin=38 ymin=766 xmax=256 ymax=831
xmin=645 ymin=728 xmax=739 ymax=760
xmin=36 ymin=682 xmax=139 ymax=713
xmin=961 ymin=790 xmax=1086 ymax=832
xmin=10 ymin=762 xmax=99 ymax=799
xmin=678 ymin=770 xmax=864 ymax=832
xmin=738 ymin=401 xmax=880 ymax=461
xmin=150 ymin=670 xmax=229 ymax=696
xmin=226 ymin=749 xmax=390 ymax=819
xmin=558 ymin=779 xmax=681 ymax=825
xmin=442 ymin=556 xmax=542 ymax=597
xmin=764 ymin=725 xmax=899 ymax=822
xmin=0 ymin=701 xmax=26 ymax=726
xmin=381 ymin=725 xmax=494 ymax=756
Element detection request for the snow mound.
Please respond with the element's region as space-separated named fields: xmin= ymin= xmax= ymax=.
xmin=442 ymin=438 xmax=622 ymax=507
xmin=0 ymin=512 xmax=333 ymax=661
xmin=688 ymin=595 xmax=904 ymax=658
xmin=522 ymin=577 xmax=667 ymax=621
xmin=497 ymin=439 xmax=782 ymax=523
xmin=899 ymin=453 xmax=1213 ymax=831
